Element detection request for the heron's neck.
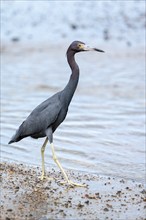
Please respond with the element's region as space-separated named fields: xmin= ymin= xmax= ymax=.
xmin=63 ymin=50 xmax=79 ymax=105
xmin=67 ymin=50 xmax=79 ymax=73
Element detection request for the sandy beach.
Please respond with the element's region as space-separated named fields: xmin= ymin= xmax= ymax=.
xmin=0 ymin=162 xmax=145 ymax=220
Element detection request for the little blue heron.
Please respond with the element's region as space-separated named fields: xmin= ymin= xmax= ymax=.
xmin=9 ymin=41 xmax=104 ymax=187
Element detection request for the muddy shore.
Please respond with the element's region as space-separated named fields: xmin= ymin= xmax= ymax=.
xmin=0 ymin=162 xmax=145 ymax=220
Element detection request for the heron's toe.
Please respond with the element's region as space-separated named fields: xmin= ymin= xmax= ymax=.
xmin=69 ymin=180 xmax=87 ymax=188
xmin=59 ymin=180 xmax=87 ymax=188
xmin=39 ymin=174 xmax=53 ymax=181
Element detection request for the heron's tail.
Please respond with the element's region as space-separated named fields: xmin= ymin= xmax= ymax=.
xmin=8 ymin=133 xmax=22 ymax=144
xmin=8 ymin=121 xmax=28 ymax=144
xmin=8 ymin=139 xmax=14 ymax=144
xmin=8 ymin=127 xmax=23 ymax=144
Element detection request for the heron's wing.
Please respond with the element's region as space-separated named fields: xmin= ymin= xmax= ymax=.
xmin=17 ymin=93 xmax=62 ymax=137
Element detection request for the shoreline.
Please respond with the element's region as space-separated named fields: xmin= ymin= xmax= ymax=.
xmin=0 ymin=162 xmax=145 ymax=219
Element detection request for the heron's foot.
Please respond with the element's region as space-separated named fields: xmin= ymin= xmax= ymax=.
xmin=60 ymin=180 xmax=87 ymax=188
xmin=39 ymin=174 xmax=53 ymax=181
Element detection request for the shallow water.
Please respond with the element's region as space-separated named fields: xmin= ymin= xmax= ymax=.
xmin=1 ymin=45 xmax=145 ymax=183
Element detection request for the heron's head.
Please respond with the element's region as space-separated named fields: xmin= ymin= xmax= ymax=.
xmin=69 ymin=41 xmax=105 ymax=53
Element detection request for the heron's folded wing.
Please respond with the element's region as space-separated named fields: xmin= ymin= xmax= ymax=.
xmin=17 ymin=95 xmax=61 ymax=137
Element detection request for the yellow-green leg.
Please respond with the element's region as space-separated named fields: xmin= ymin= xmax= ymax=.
xmin=40 ymin=137 xmax=48 ymax=180
xmin=50 ymin=143 xmax=86 ymax=187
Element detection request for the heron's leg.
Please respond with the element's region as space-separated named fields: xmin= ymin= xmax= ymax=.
xmin=39 ymin=137 xmax=49 ymax=180
xmin=50 ymin=143 xmax=86 ymax=187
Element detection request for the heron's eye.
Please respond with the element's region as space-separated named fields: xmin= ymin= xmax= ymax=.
xmin=78 ymin=44 xmax=82 ymax=48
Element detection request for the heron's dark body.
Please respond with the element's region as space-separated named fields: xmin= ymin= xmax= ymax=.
xmin=9 ymin=47 xmax=79 ymax=144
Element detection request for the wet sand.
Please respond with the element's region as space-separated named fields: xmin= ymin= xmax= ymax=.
xmin=0 ymin=162 xmax=145 ymax=220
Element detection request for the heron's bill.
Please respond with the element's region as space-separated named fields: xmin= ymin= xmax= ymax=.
xmin=83 ymin=44 xmax=105 ymax=52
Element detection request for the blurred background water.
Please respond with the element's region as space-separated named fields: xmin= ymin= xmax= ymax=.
xmin=1 ymin=1 xmax=145 ymax=183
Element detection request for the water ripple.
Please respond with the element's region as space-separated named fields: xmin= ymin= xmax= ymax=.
xmin=1 ymin=50 xmax=145 ymax=183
